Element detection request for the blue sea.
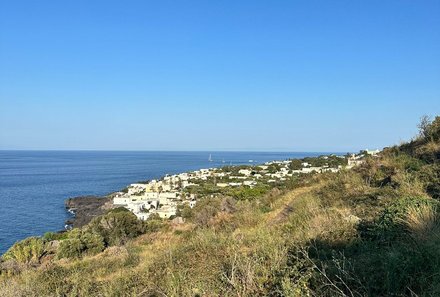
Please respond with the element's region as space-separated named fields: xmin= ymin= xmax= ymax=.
xmin=0 ymin=150 xmax=329 ymax=254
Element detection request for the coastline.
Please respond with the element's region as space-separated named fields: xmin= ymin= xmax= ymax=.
xmin=0 ymin=151 xmax=337 ymax=255
xmin=66 ymin=152 xmax=360 ymax=226
xmin=65 ymin=194 xmax=114 ymax=228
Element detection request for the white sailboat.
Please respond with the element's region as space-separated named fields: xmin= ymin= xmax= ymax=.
xmin=208 ymin=154 xmax=213 ymax=162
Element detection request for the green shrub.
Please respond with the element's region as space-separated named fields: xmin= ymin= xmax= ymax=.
xmin=176 ymin=204 xmax=193 ymax=219
xmin=289 ymin=159 xmax=302 ymax=170
xmin=87 ymin=209 xmax=144 ymax=246
xmin=3 ymin=237 xmax=44 ymax=263
xmin=57 ymin=229 xmax=105 ymax=259
xmin=417 ymin=164 xmax=440 ymax=199
xmin=225 ymin=185 xmax=269 ymax=201
xmin=57 ymin=208 xmax=165 ymax=260
xmin=42 ymin=231 xmax=68 ymax=242
xmin=139 ymin=214 xmax=165 ymax=233
xmin=378 ymin=196 xmax=438 ymax=230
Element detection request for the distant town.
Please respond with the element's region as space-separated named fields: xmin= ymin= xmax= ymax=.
xmin=113 ymin=149 xmax=380 ymax=221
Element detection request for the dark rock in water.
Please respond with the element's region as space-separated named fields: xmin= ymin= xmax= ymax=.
xmin=65 ymin=195 xmax=114 ymax=228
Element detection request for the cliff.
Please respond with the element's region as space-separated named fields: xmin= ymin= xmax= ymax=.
xmin=65 ymin=195 xmax=114 ymax=228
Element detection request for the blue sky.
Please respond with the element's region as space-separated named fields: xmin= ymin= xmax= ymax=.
xmin=0 ymin=0 xmax=439 ymax=151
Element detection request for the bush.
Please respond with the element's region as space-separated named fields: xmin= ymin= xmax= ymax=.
xmin=225 ymin=185 xmax=269 ymax=201
xmin=289 ymin=159 xmax=302 ymax=170
xmin=57 ymin=229 xmax=105 ymax=259
xmin=176 ymin=204 xmax=193 ymax=219
xmin=260 ymin=187 xmax=282 ymax=212
xmin=87 ymin=209 xmax=144 ymax=246
xmin=42 ymin=232 xmax=68 ymax=242
xmin=3 ymin=237 xmax=44 ymax=264
xmin=417 ymin=164 xmax=440 ymax=199
xmin=378 ymin=196 xmax=438 ymax=230
xmin=192 ymin=198 xmax=221 ymax=227
xmin=324 ymin=198 xmax=440 ymax=297
xmin=418 ymin=115 xmax=440 ymax=142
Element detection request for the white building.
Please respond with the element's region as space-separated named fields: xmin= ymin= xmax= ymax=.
xmin=243 ymin=180 xmax=257 ymax=187
xmin=238 ymin=169 xmax=252 ymax=176
xmin=365 ymin=149 xmax=380 ymax=156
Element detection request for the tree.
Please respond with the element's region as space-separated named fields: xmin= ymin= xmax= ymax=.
xmin=289 ymin=159 xmax=302 ymax=170
xmin=418 ymin=115 xmax=432 ymax=139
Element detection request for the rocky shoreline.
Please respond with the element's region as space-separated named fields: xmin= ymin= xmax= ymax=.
xmin=65 ymin=195 xmax=114 ymax=228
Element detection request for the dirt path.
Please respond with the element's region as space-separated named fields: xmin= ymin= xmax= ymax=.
xmin=267 ymin=185 xmax=317 ymax=225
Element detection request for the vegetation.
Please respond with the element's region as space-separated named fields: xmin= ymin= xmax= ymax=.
xmin=1 ymin=116 xmax=440 ymax=296
xmin=2 ymin=237 xmax=44 ymax=264
xmin=57 ymin=229 xmax=105 ymax=259
xmin=302 ymin=154 xmax=347 ymax=168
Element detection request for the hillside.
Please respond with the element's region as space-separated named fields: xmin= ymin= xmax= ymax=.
xmin=1 ymin=116 xmax=440 ymax=297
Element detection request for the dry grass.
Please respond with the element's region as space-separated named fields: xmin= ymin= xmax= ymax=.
xmin=267 ymin=184 xmax=319 ymax=224
xmin=403 ymin=204 xmax=440 ymax=241
xmin=416 ymin=139 xmax=440 ymax=156
xmin=2 ymin=144 xmax=440 ymax=296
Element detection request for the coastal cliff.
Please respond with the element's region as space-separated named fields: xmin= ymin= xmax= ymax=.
xmin=65 ymin=195 xmax=114 ymax=228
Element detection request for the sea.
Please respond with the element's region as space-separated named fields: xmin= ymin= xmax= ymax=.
xmin=0 ymin=150 xmax=330 ymax=255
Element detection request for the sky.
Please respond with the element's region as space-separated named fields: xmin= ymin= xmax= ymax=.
xmin=0 ymin=0 xmax=439 ymax=152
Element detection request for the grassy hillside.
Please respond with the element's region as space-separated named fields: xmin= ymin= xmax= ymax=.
xmin=1 ymin=116 xmax=440 ymax=297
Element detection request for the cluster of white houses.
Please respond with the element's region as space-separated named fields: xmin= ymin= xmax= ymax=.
xmin=113 ymin=172 xmax=198 ymax=220
xmin=114 ymin=150 xmax=379 ymax=221
xmin=347 ymin=149 xmax=380 ymax=168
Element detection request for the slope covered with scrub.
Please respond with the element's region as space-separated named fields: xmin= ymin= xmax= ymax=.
xmin=1 ymin=116 xmax=440 ymax=297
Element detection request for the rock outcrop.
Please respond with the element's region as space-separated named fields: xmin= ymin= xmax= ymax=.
xmin=65 ymin=195 xmax=114 ymax=228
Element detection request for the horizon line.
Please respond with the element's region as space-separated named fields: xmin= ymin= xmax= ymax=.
xmin=0 ymin=148 xmax=357 ymax=153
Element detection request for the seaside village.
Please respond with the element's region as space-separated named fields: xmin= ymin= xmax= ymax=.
xmin=113 ymin=150 xmax=380 ymax=221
